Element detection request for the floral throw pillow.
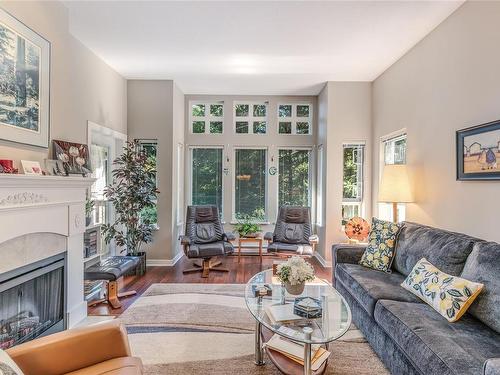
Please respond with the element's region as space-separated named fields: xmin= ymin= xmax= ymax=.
xmin=401 ymin=258 xmax=484 ymax=322
xmin=359 ymin=218 xmax=401 ymax=272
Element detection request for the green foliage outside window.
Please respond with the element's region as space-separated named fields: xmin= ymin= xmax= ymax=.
xmin=278 ymin=150 xmax=310 ymax=207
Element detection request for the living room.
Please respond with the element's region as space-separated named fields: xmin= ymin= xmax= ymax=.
xmin=0 ymin=1 xmax=499 ymax=374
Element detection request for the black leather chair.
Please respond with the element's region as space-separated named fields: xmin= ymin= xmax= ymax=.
xmin=264 ymin=206 xmax=318 ymax=257
xmin=180 ymin=205 xmax=235 ymax=278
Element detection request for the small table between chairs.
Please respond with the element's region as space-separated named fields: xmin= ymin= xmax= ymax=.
xmin=238 ymin=235 xmax=263 ymax=263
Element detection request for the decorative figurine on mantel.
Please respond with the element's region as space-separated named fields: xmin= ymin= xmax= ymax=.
xmin=0 ymin=160 xmax=18 ymax=174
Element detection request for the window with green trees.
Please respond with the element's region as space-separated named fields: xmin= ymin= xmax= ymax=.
xmin=278 ymin=149 xmax=311 ymax=207
xmin=192 ymin=148 xmax=223 ymax=214
xmin=190 ymin=102 xmax=224 ymax=134
xmin=234 ymin=148 xmax=267 ymax=219
xmin=138 ymin=140 xmax=158 ymax=227
xmin=342 ymin=144 xmax=364 ymax=225
xmin=234 ymin=102 xmax=267 ymax=134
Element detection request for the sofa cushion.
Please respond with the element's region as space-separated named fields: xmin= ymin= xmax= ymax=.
xmin=461 ymin=241 xmax=500 ymax=334
xmin=359 ymin=218 xmax=401 ymax=272
xmin=401 ymin=258 xmax=484 ymax=322
xmin=394 ymin=222 xmax=478 ymax=276
xmin=65 ymin=357 xmax=143 ymax=375
xmin=0 ymin=349 xmax=24 ymax=375
xmin=335 ymin=263 xmax=421 ymax=317
xmin=374 ymin=300 xmax=500 ymax=375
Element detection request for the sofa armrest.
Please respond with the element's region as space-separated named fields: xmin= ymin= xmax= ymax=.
xmin=332 ymin=244 xmax=367 ymax=267
xmin=224 ymin=232 xmax=236 ymax=241
xmin=7 ymin=320 xmax=132 ymax=375
xmin=263 ymin=232 xmax=274 ymax=241
xmin=484 ymin=358 xmax=500 ymax=375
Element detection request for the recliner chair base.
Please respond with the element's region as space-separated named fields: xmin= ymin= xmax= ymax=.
xmin=183 ymin=257 xmax=229 ymax=278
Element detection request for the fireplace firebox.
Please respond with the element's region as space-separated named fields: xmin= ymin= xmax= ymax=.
xmin=0 ymin=253 xmax=66 ymax=349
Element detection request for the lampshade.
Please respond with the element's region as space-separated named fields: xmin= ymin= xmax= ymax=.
xmin=378 ymin=164 xmax=414 ymax=203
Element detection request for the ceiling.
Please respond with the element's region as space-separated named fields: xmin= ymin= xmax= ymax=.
xmin=64 ymin=1 xmax=463 ymax=95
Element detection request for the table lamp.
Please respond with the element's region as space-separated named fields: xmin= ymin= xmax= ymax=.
xmin=378 ymin=164 xmax=414 ymax=223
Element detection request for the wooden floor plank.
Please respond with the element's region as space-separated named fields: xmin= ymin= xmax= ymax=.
xmin=88 ymin=254 xmax=332 ymax=316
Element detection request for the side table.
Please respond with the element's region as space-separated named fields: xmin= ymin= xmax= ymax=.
xmin=238 ymin=236 xmax=263 ymax=263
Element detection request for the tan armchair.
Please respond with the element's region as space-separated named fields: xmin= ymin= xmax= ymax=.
xmin=6 ymin=320 xmax=143 ymax=375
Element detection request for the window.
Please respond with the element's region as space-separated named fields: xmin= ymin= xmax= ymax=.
xmin=176 ymin=143 xmax=184 ymax=225
xmin=342 ymin=143 xmax=365 ymax=225
xmin=234 ymin=148 xmax=267 ymax=219
xmin=379 ymin=133 xmax=407 ymax=221
xmin=137 ymin=140 xmax=158 ymax=227
xmin=278 ymin=149 xmax=311 ymax=207
xmin=234 ymin=102 xmax=267 ymax=134
xmin=90 ymin=144 xmax=109 ymax=225
xmin=191 ymin=147 xmax=223 ymax=214
xmin=190 ymin=102 xmax=224 ymax=134
xmin=278 ymin=103 xmax=312 ymax=135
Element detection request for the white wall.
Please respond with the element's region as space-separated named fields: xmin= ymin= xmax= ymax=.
xmin=372 ymin=1 xmax=500 ymax=242
xmin=317 ymin=82 xmax=372 ymax=264
xmin=0 ymin=1 xmax=127 ymax=164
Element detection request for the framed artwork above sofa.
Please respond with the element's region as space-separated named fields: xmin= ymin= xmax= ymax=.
xmin=457 ymin=119 xmax=500 ymax=181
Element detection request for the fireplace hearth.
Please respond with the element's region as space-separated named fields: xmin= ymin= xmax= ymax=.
xmin=0 ymin=253 xmax=66 ymax=349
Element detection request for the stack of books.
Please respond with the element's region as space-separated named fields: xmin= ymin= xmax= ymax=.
xmin=264 ymin=333 xmax=331 ymax=371
xmin=265 ymin=303 xmax=306 ymax=324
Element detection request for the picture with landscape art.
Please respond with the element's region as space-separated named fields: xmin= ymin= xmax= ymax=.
xmin=0 ymin=9 xmax=50 ymax=147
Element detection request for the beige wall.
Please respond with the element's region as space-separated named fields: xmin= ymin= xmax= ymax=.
xmin=0 ymin=1 xmax=127 ymax=164
xmin=317 ymin=82 xmax=372 ymax=264
xmin=372 ymin=1 xmax=500 ymax=242
xmin=127 ymin=80 xmax=185 ymax=262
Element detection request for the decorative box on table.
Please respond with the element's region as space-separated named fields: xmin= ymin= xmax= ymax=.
xmin=294 ymin=297 xmax=322 ymax=319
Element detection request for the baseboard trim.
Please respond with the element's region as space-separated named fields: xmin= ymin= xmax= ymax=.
xmin=314 ymin=252 xmax=332 ymax=268
xmin=147 ymin=251 xmax=183 ymax=267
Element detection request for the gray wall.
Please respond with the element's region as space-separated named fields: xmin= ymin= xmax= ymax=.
xmin=317 ymin=82 xmax=372 ymax=264
xmin=372 ymin=1 xmax=500 ymax=242
xmin=0 ymin=1 xmax=127 ymax=164
xmin=127 ymin=80 xmax=185 ymax=262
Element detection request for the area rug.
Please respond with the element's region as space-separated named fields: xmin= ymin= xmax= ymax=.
xmin=119 ymin=283 xmax=388 ymax=374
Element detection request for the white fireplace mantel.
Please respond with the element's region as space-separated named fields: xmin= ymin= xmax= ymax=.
xmin=0 ymin=174 xmax=95 ymax=327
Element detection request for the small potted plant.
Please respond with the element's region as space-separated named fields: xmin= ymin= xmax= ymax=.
xmin=276 ymin=256 xmax=315 ymax=295
xmin=234 ymin=208 xmax=264 ymax=238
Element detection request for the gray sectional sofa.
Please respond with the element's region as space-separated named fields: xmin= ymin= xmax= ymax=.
xmin=332 ymin=222 xmax=500 ymax=375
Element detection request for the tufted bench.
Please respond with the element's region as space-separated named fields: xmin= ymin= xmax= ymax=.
xmin=85 ymin=256 xmax=140 ymax=309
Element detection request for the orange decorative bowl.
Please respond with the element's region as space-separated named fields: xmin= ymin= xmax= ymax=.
xmin=345 ymin=217 xmax=370 ymax=242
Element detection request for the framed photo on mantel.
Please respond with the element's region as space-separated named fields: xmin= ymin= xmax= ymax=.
xmin=0 ymin=9 xmax=50 ymax=148
xmin=457 ymin=120 xmax=500 ymax=181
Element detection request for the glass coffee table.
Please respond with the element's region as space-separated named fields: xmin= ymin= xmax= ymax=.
xmin=245 ymin=269 xmax=351 ymax=375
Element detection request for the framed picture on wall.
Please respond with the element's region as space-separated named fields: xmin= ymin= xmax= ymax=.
xmin=457 ymin=120 xmax=500 ymax=180
xmin=0 ymin=9 xmax=50 ymax=148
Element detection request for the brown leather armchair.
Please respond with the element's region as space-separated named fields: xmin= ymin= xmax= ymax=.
xmin=6 ymin=320 xmax=142 ymax=375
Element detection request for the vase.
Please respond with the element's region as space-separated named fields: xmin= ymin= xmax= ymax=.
xmin=284 ymin=281 xmax=305 ymax=295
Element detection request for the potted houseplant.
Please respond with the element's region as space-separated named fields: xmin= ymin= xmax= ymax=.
xmin=234 ymin=209 xmax=264 ymax=238
xmin=276 ymin=256 xmax=315 ymax=295
xmin=102 ymin=140 xmax=159 ymax=276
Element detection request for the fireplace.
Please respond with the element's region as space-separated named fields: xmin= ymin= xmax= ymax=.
xmin=0 ymin=253 xmax=66 ymax=349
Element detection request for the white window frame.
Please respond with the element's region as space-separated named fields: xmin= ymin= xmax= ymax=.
xmin=137 ymin=139 xmax=159 ymax=229
xmin=276 ymin=146 xmax=313 ymax=207
xmin=316 ymin=145 xmax=324 ymax=226
xmin=277 ymin=103 xmax=313 ymax=135
xmin=232 ymin=146 xmax=268 ymax=222
xmin=176 ymin=142 xmax=184 ymax=226
xmin=189 ymin=101 xmax=224 ymax=135
xmin=342 ymin=142 xmax=366 ymax=224
xmin=379 ymin=130 xmax=408 ymax=222
xmin=188 ymin=145 xmax=225 ymax=218
xmin=233 ymin=101 xmax=268 ymax=135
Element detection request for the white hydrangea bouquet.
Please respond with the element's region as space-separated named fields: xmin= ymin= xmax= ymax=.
xmin=276 ymin=256 xmax=315 ymax=295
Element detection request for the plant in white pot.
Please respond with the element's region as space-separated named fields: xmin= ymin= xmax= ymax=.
xmin=276 ymin=256 xmax=315 ymax=295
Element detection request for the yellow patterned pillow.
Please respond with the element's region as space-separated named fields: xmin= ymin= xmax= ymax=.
xmin=359 ymin=218 xmax=401 ymax=272
xmin=401 ymin=258 xmax=484 ymax=322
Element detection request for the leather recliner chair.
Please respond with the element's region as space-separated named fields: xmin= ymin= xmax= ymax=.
xmin=264 ymin=206 xmax=319 ymax=257
xmin=6 ymin=320 xmax=143 ymax=375
xmin=180 ymin=205 xmax=235 ymax=278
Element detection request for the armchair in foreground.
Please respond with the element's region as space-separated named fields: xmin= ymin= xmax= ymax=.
xmin=180 ymin=205 xmax=235 ymax=278
xmin=264 ymin=206 xmax=318 ymax=257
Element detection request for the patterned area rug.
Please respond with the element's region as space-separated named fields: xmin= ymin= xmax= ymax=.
xmin=119 ymin=283 xmax=388 ymax=374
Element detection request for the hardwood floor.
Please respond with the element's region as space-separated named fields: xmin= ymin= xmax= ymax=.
xmin=88 ymin=254 xmax=332 ymax=316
